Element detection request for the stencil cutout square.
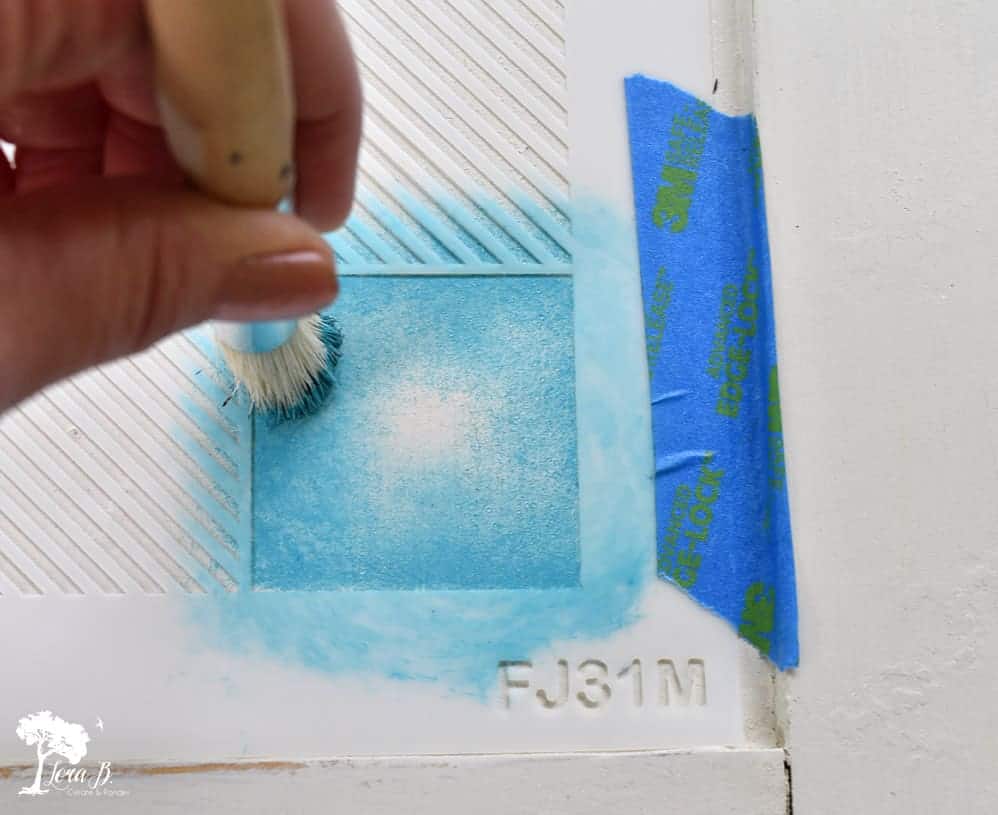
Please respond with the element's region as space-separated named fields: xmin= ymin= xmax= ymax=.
xmin=252 ymin=275 xmax=579 ymax=590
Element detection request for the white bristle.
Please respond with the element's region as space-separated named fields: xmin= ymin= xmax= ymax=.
xmin=218 ymin=315 xmax=329 ymax=414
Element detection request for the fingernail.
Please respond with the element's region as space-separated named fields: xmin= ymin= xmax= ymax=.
xmin=216 ymin=249 xmax=338 ymax=321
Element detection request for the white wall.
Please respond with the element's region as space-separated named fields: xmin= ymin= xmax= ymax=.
xmin=755 ymin=1 xmax=998 ymax=811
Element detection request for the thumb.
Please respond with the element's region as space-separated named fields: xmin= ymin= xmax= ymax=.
xmin=0 ymin=178 xmax=338 ymax=410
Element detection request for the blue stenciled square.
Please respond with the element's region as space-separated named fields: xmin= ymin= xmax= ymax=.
xmin=252 ymin=275 xmax=579 ymax=590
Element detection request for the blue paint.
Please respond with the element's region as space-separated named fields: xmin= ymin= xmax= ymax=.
xmin=332 ymin=241 xmax=365 ymax=266
xmin=442 ymin=207 xmax=501 ymax=264
xmin=260 ymin=314 xmax=343 ymax=425
xmin=340 ymin=211 xmax=412 ymax=264
xmin=387 ymin=187 xmax=479 ymax=265
xmin=253 ymin=276 xmax=579 ymax=591
xmin=329 ymin=193 xmax=573 ymax=267
xmin=186 ymin=197 xmax=655 ymax=697
xmin=164 ymin=408 xmax=241 ymax=546
xmin=510 ymin=193 xmax=572 ymax=264
xmin=167 ymin=429 xmax=240 ymax=519
xmin=183 ymin=368 xmax=241 ymax=428
xmin=625 ymin=75 xmax=798 ymax=668
xmin=472 ymin=199 xmax=544 ymax=263
xmin=231 ymin=319 xmax=298 ymax=354
xmin=171 ymin=334 xmax=253 ymax=593
xmin=172 ymin=398 xmax=242 ymax=529
xmin=357 ymin=197 xmax=438 ymax=264
xmin=337 ymin=225 xmax=382 ymax=264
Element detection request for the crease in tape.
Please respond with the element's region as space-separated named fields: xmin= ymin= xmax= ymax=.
xmin=624 ymin=75 xmax=799 ymax=668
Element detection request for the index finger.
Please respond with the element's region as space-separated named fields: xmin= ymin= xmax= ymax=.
xmin=284 ymin=0 xmax=362 ymax=231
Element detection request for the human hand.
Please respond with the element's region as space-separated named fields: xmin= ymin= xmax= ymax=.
xmin=0 ymin=0 xmax=361 ymax=411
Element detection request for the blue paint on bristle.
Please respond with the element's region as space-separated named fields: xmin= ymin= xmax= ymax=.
xmin=263 ymin=313 xmax=343 ymax=426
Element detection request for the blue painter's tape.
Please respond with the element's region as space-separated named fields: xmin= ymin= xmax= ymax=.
xmin=624 ymin=75 xmax=799 ymax=669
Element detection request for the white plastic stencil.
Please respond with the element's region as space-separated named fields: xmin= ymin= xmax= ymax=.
xmin=333 ymin=0 xmax=572 ymax=266
xmin=0 ymin=0 xmax=773 ymax=766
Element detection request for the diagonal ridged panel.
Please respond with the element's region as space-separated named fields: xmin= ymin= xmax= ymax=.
xmin=0 ymin=0 xmax=571 ymax=595
xmin=333 ymin=0 xmax=571 ymax=265
xmin=0 ymin=329 xmax=250 ymax=595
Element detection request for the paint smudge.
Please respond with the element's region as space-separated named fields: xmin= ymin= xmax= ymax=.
xmin=252 ymin=276 xmax=580 ymax=592
xmin=187 ymin=201 xmax=655 ymax=698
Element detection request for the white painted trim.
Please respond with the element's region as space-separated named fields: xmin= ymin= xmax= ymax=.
xmin=2 ymin=749 xmax=788 ymax=814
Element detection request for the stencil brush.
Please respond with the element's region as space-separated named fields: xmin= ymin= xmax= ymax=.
xmin=145 ymin=0 xmax=342 ymax=421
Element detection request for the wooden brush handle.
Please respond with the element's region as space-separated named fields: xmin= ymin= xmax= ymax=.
xmin=145 ymin=0 xmax=295 ymax=208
